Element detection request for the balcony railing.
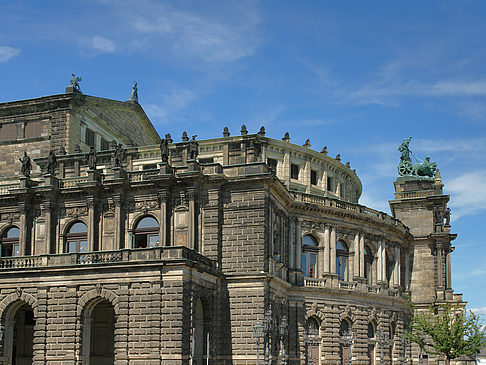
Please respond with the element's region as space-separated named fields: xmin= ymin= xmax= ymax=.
xmin=0 ymin=246 xmax=216 ymax=270
xmin=303 ymin=276 xmax=401 ymax=298
xmin=291 ymin=191 xmax=408 ymax=231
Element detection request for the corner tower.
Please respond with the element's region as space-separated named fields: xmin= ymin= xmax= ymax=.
xmin=389 ymin=138 xmax=462 ymax=307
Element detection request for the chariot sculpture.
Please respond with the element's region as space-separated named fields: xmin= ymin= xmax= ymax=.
xmin=398 ymin=137 xmax=437 ymax=177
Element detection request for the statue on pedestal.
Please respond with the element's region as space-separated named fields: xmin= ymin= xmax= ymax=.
xmin=70 ymin=74 xmax=82 ymax=93
xmin=19 ymin=151 xmax=32 ymax=177
xmin=113 ymin=143 xmax=126 ymax=168
xmin=87 ymin=147 xmax=97 ymax=170
xmin=160 ymin=138 xmax=169 ymax=163
xmin=188 ymin=135 xmax=199 ymax=160
xmin=47 ymin=150 xmax=57 ymax=175
xmin=129 ymin=81 xmax=138 ymax=103
xmin=397 ymin=137 xmax=437 ymax=177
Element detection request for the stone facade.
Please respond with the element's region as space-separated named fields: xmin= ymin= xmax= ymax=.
xmin=0 ymin=93 xmax=467 ymax=364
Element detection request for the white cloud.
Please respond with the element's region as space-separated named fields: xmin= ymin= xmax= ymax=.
xmin=144 ymin=87 xmax=195 ymax=124
xmin=470 ymin=307 xmax=486 ymax=315
xmin=117 ymin=2 xmax=260 ymax=62
xmin=447 ymin=170 xmax=486 ymax=220
xmin=90 ymin=35 xmax=116 ymax=53
xmin=0 ymin=46 xmax=20 ymax=62
xmin=358 ymin=192 xmax=390 ymax=213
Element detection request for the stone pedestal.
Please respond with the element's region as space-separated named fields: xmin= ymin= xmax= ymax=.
xmin=19 ymin=176 xmax=31 ymax=189
xmin=43 ymin=174 xmax=58 ymax=187
xmin=186 ymin=159 xmax=200 ymax=172
xmin=112 ymin=167 xmax=127 ymax=180
xmin=65 ymin=86 xmax=81 ymax=93
xmin=158 ymin=162 xmax=173 ymax=175
xmin=87 ymin=169 xmax=102 ymax=182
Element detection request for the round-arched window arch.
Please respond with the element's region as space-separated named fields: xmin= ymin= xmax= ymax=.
xmin=133 ymin=216 xmax=159 ymax=249
xmin=302 ymin=235 xmax=318 ymax=278
xmin=1 ymin=226 xmax=20 ymax=257
xmin=336 ymin=240 xmax=349 ymax=281
xmin=66 ymin=221 xmax=88 ymax=253
xmin=339 ymin=319 xmax=351 ymax=337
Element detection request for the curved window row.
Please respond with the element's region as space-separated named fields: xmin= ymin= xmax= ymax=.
xmin=301 ymin=234 xmax=400 ymax=287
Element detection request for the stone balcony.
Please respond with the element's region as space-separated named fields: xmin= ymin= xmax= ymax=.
xmin=303 ymin=276 xmax=402 ymax=298
xmin=0 ymin=246 xmax=216 ymax=271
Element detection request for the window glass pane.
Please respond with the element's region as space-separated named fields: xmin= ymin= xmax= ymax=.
xmin=68 ymin=241 xmax=77 ymax=253
xmin=311 ymin=170 xmax=317 ymax=185
xmin=302 ymin=253 xmax=307 ymax=276
xmin=13 ymin=244 xmax=19 ymax=257
xmin=149 ymin=235 xmax=159 ymax=247
xmin=25 ymin=121 xmax=42 ymax=138
xmin=291 ymin=164 xmax=299 ymax=179
xmin=136 ymin=216 xmax=159 ymax=229
xmin=134 ymin=235 xmax=147 ymax=249
xmin=5 ymin=227 xmax=20 ymax=238
xmin=310 ymin=253 xmax=316 ymax=278
xmin=302 ymin=235 xmax=316 ymax=246
xmin=336 ymin=240 xmax=347 ymax=251
xmin=0 ymin=123 xmax=18 ymax=141
xmin=79 ymin=240 xmax=88 ymax=253
xmin=69 ymin=222 xmax=88 ymax=234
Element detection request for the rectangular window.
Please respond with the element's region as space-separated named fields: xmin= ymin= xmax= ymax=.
xmin=143 ymin=164 xmax=157 ymax=170
xmin=199 ymin=157 xmax=214 ymax=164
xmin=85 ymin=128 xmax=95 ymax=148
xmin=291 ymin=164 xmax=299 ymax=180
xmin=25 ymin=121 xmax=42 ymax=138
xmin=327 ymin=176 xmax=332 ymax=191
xmin=267 ymin=158 xmax=278 ymax=172
xmin=311 ymin=170 xmax=318 ymax=185
xmin=101 ymin=138 xmax=110 ymax=151
xmin=0 ymin=123 xmax=18 ymax=141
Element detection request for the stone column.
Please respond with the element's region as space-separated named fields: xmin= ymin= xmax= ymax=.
xmin=305 ymin=158 xmax=311 ymax=193
xmin=289 ymin=218 xmax=295 ymax=269
xmin=437 ymin=244 xmax=444 ymax=288
xmin=324 ymin=225 xmax=330 ymax=273
xmin=158 ymin=190 xmax=168 ymax=246
xmin=394 ymin=246 xmax=401 ymax=288
xmin=336 ymin=182 xmax=342 ymax=198
xmin=296 ymin=221 xmax=302 ymax=270
xmin=446 ymin=248 xmax=452 ymax=289
xmin=87 ymin=197 xmax=95 ymax=252
xmin=187 ymin=188 xmax=196 ymax=250
xmin=359 ymin=233 xmax=365 ymax=278
xmin=353 ymin=231 xmax=360 ymax=279
xmin=18 ymin=202 xmax=27 ymax=256
xmin=113 ymin=194 xmax=122 ymax=249
xmin=381 ymin=241 xmax=387 ymax=283
xmin=284 ymin=150 xmax=291 ymax=187
xmin=223 ymin=144 xmax=229 ymax=165
xmin=318 ymin=231 xmax=325 ymax=278
xmin=330 ymin=226 xmax=336 ymax=274
xmin=377 ymin=240 xmax=383 ymax=282
xmin=42 ymin=201 xmax=53 ymax=254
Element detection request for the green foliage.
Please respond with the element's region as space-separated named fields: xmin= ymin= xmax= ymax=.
xmin=406 ymin=303 xmax=486 ymax=361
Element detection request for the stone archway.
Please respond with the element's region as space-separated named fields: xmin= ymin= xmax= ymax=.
xmin=1 ymin=300 xmax=35 ymax=365
xmin=80 ymin=298 xmax=115 ymax=365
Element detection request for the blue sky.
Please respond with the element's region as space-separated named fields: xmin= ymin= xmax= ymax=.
xmin=1 ymin=1 xmax=485 ymax=312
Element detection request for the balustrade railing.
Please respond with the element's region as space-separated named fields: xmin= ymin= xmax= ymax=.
xmin=0 ymin=182 xmax=21 ymax=195
xmin=0 ymin=246 xmax=215 ymax=270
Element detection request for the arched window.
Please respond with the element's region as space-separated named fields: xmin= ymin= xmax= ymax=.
xmin=302 ymin=235 xmax=318 ymax=278
xmin=0 ymin=226 xmax=20 ymax=257
xmin=82 ymin=300 xmax=115 ymax=363
xmin=133 ymin=216 xmax=159 ymax=249
xmin=339 ymin=319 xmax=351 ymax=337
xmin=367 ymin=322 xmax=376 ymax=365
xmin=367 ymin=322 xmax=375 ymax=339
xmin=364 ymin=246 xmax=374 ymax=284
xmin=339 ymin=319 xmax=352 ymax=364
xmin=336 ymin=240 xmax=349 ymax=281
xmin=66 ymin=222 xmax=88 ymax=253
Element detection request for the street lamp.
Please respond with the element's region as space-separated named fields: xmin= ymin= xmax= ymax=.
xmin=377 ymin=329 xmax=392 ymax=365
xmin=279 ymin=315 xmax=288 ymax=365
xmin=254 ymin=321 xmax=264 ymax=365
xmin=401 ymin=335 xmax=409 ymax=365
xmin=340 ymin=330 xmax=356 ymax=365
xmin=263 ymin=309 xmax=272 ymax=365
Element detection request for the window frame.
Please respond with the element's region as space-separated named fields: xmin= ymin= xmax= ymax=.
xmin=65 ymin=221 xmax=88 ymax=253
xmin=302 ymin=235 xmax=318 ymax=278
xmin=0 ymin=226 xmax=20 ymax=257
xmin=133 ymin=216 xmax=159 ymax=249
xmin=336 ymin=240 xmax=349 ymax=281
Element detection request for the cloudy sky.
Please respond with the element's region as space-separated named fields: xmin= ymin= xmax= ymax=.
xmin=1 ymin=1 xmax=486 ymax=312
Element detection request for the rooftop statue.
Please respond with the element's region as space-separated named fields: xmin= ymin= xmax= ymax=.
xmin=160 ymin=138 xmax=169 ymax=163
xmin=70 ymin=74 xmax=82 ymax=93
xmin=113 ymin=143 xmax=126 ymax=168
xmin=47 ymin=150 xmax=57 ymax=175
xmin=129 ymin=81 xmax=138 ymax=103
xmin=188 ymin=135 xmax=199 ymax=160
xmin=398 ymin=137 xmax=437 ymax=177
xmin=19 ymin=151 xmax=32 ymax=178
xmin=87 ymin=147 xmax=97 ymax=170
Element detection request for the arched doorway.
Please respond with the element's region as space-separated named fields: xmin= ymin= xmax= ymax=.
xmin=305 ymin=317 xmax=320 ymax=365
xmin=82 ymin=299 xmax=115 ymax=364
xmin=339 ymin=319 xmax=352 ymax=365
xmin=1 ymin=302 xmax=35 ymax=364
